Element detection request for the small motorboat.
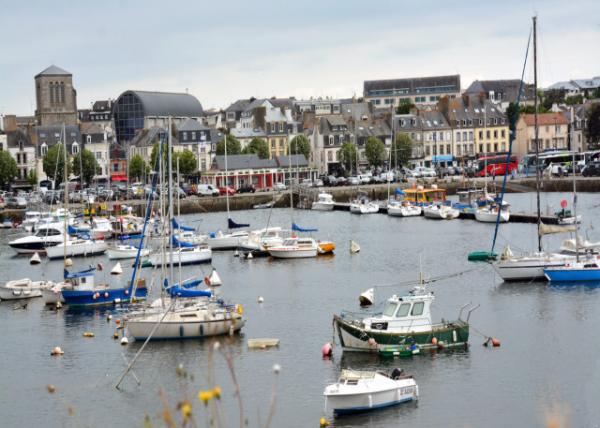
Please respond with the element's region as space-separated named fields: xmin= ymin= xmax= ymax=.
xmin=556 ymin=208 xmax=582 ymax=225
xmin=387 ymin=200 xmax=422 ymax=217
xmin=107 ymin=244 xmax=151 ymax=260
xmin=350 ymin=198 xmax=379 ymax=214
xmin=359 ymin=288 xmax=374 ymax=306
xmin=20 ymin=211 xmax=42 ymax=232
xmin=9 ymin=226 xmax=65 ymax=254
xmin=268 ymin=237 xmax=318 ymax=259
xmin=317 ymin=241 xmax=336 ymax=255
xmin=312 ymin=193 xmax=335 ymax=211
xmin=41 ymin=282 xmax=67 ymax=305
xmin=0 ymin=219 xmax=14 ymax=229
xmin=475 ymin=202 xmax=510 ymax=223
xmin=0 ymin=279 xmax=54 ymax=300
xmin=423 ymin=204 xmax=459 ymax=220
xmin=45 ymin=238 xmax=108 ymax=260
xmin=238 ymin=227 xmax=285 ymax=257
xmin=323 ymin=368 xmax=418 ymax=416
xmin=174 ymin=230 xmax=208 ymax=246
xmin=253 ymin=201 xmax=274 ymax=209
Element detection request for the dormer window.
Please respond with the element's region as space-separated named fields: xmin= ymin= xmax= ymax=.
xmin=41 ymin=143 xmax=48 ymax=156
xmin=72 ymin=142 xmax=79 ymax=155
xmin=86 ymin=135 xmax=92 ymax=144
xmin=19 ymin=141 xmax=24 ymax=151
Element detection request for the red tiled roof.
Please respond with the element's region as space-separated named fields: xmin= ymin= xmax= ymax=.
xmin=522 ymin=113 xmax=568 ymax=126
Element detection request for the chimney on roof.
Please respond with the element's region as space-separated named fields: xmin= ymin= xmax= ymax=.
xmin=438 ymin=96 xmax=449 ymax=117
xmin=3 ymin=115 xmax=17 ymax=132
xmin=461 ymin=93 xmax=470 ymax=108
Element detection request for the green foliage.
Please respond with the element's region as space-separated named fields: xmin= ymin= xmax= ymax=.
xmin=27 ymin=169 xmax=38 ymax=186
xmin=396 ymin=99 xmax=415 ymax=114
xmin=541 ymin=89 xmax=565 ymax=110
xmin=364 ymin=136 xmax=386 ymax=167
xmin=393 ymin=133 xmax=413 ymax=167
xmin=520 ymin=104 xmax=549 ymax=114
xmin=586 ymin=103 xmax=600 ymax=147
xmin=338 ymin=142 xmax=358 ymax=174
xmin=0 ymin=151 xmax=17 ymax=189
xmin=43 ymin=144 xmax=70 ymax=185
xmin=506 ymin=102 xmax=519 ymax=132
xmin=592 ymin=88 xmax=600 ymax=99
xmin=72 ymin=149 xmax=99 ymax=186
xmin=288 ymin=134 xmax=311 ymax=160
xmin=242 ymin=138 xmax=269 ymax=159
xmin=129 ymin=154 xmax=149 ymax=181
xmin=215 ymin=135 xmax=241 ymax=156
xmin=150 ymin=142 xmax=167 ymax=172
xmin=174 ymin=150 xmax=197 ymax=175
xmin=565 ymin=95 xmax=584 ymax=105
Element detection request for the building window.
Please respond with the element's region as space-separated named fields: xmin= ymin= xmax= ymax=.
xmin=23 ymin=153 xmax=27 ymax=164
xmin=479 ymin=144 xmax=484 ymax=153
xmin=191 ymin=132 xmax=196 ymax=140
xmin=479 ymin=119 xmax=483 ymax=126
xmin=86 ymin=135 xmax=92 ymax=143
xmin=493 ymin=130 xmax=498 ymax=138
xmin=49 ymin=82 xmax=55 ymax=104
xmin=501 ymin=130 xmax=506 ymax=138
xmin=41 ymin=143 xmax=48 ymax=156
xmin=479 ymin=131 xmax=483 ymax=139
xmin=446 ymin=144 xmax=451 ymax=154
xmin=486 ymin=143 xmax=491 ymax=152
xmin=72 ymin=142 xmax=79 ymax=155
xmin=183 ymin=132 xmax=188 ymax=141
xmin=469 ymin=131 xmax=473 ymax=141
xmin=59 ymin=82 xmax=65 ymax=104
xmin=16 ymin=153 xmax=21 ymax=163
xmin=486 ymin=130 xmax=491 ymax=139
xmin=18 ymin=140 xmax=24 ymax=151
xmin=456 ymin=133 xmax=461 ymax=142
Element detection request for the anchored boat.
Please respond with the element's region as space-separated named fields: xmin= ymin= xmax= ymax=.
xmin=324 ymin=368 xmax=418 ymax=415
xmin=333 ymin=285 xmax=475 ymax=353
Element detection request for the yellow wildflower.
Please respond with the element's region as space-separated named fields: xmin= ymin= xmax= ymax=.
xmin=212 ymin=386 xmax=221 ymax=399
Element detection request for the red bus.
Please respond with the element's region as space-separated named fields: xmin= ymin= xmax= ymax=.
xmin=477 ymin=155 xmax=518 ymax=177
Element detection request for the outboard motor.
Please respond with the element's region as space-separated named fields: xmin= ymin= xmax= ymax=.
xmin=391 ymin=368 xmax=404 ymax=380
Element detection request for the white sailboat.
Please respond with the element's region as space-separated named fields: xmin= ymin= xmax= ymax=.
xmin=474 ymin=201 xmax=510 ymax=223
xmin=0 ymin=279 xmax=54 ymax=301
xmin=387 ymin=200 xmax=422 ymax=217
xmin=423 ymin=204 xmax=459 ymax=220
xmin=268 ymin=236 xmax=319 ymax=259
xmin=312 ymin=193 xmax=335 ymax=211
xmin=238 ymin=227 xmax=285 ymax=256
xmin=45 ymin=238 xmax=108 ymax=260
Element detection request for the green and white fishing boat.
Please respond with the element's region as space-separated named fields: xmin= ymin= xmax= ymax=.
xmin=333 ymin=285 xmax=476 ymax=353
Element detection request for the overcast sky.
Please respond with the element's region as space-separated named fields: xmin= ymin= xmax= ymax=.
xmin=1 ymin=0 xmax=599 ymax=115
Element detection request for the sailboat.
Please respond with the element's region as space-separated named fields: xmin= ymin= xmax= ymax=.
xmin=208 ymin=133 xmax=250 ymax=250
xmin=125 ymin=119 xmax=245 ymax=341
xmin=490 ymin=17 xmax=575 ymax=278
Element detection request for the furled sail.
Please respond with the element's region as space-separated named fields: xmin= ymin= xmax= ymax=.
xmin=172 ymin=218 xmax=195 ymax=232
xmin=228 ymin=218 xmax=249 ymax=229
xmin=539 ymin=222 xmax=576 ymax=236
xmin=292 ymin=222 xmax=318 ymax=232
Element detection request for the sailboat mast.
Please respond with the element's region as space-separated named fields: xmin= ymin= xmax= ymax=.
xmin=63 ymin=123 xmax=68 ymax=264
xmin=167 ymin=119 xmax=174 ymax=282
xmin=533 ymin=16 xmax=542 ymax=253
xmin=571 ymin=106 xmax=579 ymax=262
xmin=224 ymin=133 xmax=230 ymax=226
xmin=388 ymin=107 xmax=393 ymax=201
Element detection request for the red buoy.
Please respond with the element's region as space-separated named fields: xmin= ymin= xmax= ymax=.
xmin=491 ymin=338 xmax=501 ymax=347
xmin=431 ymin=337 xmax=438 ymax=345
xmin=321 ymin=342 xmax=333 ymax=358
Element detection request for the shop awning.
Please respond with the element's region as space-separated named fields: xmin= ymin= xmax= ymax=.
xmin=111 ymin=174 xmax=128 ymax=182
xmin=432 ymin=155 xmax=454 ymax=163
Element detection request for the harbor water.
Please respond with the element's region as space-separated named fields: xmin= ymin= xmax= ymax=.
xmin=1 ymin=192 xmax=599 ymax=427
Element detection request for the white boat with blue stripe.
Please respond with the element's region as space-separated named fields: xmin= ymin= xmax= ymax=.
xmin=324 ymin=368 xmax=418 ymax=416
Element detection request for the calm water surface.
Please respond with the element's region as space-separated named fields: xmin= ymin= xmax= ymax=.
xmin=1 ymin=192 xmax=600 ymax=427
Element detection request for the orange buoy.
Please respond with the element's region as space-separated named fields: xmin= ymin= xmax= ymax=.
xmin=322 ymin=342 xmax=333 ymax=358
xmin=491 ymin=338 xmax=501 ymax=347
xmin=115 ymin=319 xmax=121 ymax=325
xmin=431 ymin=337 xmax=438 ymax=345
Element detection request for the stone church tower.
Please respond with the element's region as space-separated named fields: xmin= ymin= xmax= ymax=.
xmin=35 ymin=65 xmax=78 ymax=126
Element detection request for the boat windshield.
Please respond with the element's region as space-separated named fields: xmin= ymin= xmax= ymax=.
xmin=396 ymin=303 xmax=411 ymax=317
xmin=382 ymin=302 xmax=397 ymax=317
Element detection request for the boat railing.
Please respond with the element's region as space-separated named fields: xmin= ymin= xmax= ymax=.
xmin=458 ymin=302 xmax=480 ymax=323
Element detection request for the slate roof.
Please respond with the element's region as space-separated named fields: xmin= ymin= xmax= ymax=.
xmin=364 ymin=75 xmax=460 ymax=96
xmin=36 ymin=65 xmax=71 ymax=77
xmin=80 ymin=122 xmax=106 ymax=135
xmin=394 ymin=114 xmax=423 ymax=131
xmin=178 ymin=118 xmax=207 ymax=132
xmin=230 ymin=128 xmax=266 ymax=139
xmin=276 ymin=154 xmax=308 ymax=168
xmin=6 ymin=129 xmax=34 ymax=148
xmin=213 ymin=154 xmax=276 ymax=170
xmin=465 ymin=79 xmax=535 ymax=102
xmin=225 ymin=99 xmax=251 ymax=113
xmin=130 ymin=126 xmax=177 ymax=148
xmin=546 ymin=81 xmax=579 ymax=91
xmin=116 ymin=90 xmax=203 ymax=117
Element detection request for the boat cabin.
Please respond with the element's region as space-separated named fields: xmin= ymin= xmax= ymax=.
xmin=365 ymin=289 xmax=434 ymax=333
xmin=64 ymin=269 xmax=96 ymax=291
xmin=403 ymin=186 xmax=447 ymax=206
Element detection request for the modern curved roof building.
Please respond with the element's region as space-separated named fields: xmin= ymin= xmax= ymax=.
xmin=112 ymin=90 xmax=203 ymax=143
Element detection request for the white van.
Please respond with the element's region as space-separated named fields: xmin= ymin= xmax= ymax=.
xmin=358 ymin=173 xmax=372 ymax=184
xmin=197 ymin=184 xmax=219 ymax=197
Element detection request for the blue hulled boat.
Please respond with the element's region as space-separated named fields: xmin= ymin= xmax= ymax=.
xmin=544 ymin=261 xmax=600 ymax=282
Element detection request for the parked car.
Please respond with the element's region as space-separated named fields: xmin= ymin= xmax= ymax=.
xmin=0 ymin=196 xmax=5 ymax=209
xmin=358 ymin=173 xmax=373 ymax=184
xmin=300 ymin=179 xmax=312 ymax=187
xmin=273 ymin=182 xmax=287 ymax=191
xmin=323 ymin=175 xmax=337 ymax=186
xmin=237 ymin=184 xmax=256 ymax=194
xmin=175 ymin=187 xmax=187 ymax=198
xmin=582 ymin=161 xmax=600 ymax=177
xmin=348 ymin=176 xmax=360 ymax=186
xmin=218 ymin=186 xmax=236 ymax=196
xmin=417 ymin=166 xmax=437 ymax=177
xmin=197 ymin=184 xmax=220 ymax=197
xmin=335 ymin=176 xmax=348 ymax=186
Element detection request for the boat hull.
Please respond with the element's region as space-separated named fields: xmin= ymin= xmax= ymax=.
xmin=545 ymin=267 xmax=600 ymax=282
xmin=149 ymin=248 xmax=212 ymax=266
xmin=325 ymin=386 xmax=417 ymax=415
xmin=61 ymin=287 xmax=147 ymax=307
xmin=0 ymin=287 xmax=42 ymax=300
xmin=126 ymin=312 xmax=245 ymax=340
xmin=268 ymin=248 xmax=318 ymax=258
xmin=107 ymin=247 xmax=151 ymax=260
xmin=387 ymin=205 xmax=422 ymax=217
xmin=334 ymin=315 xmax=469 ymax=352
xmin=9 ymin=239 xmax=62 ymax=254
xmin=493 ymin=256 xmax=572 ymax=281
xmin=475 ymin=209 xmax=510 ymax=223
xmin=208 ymin=235 xmax=247 ymax=250
xmin=312 ymin=202 xmax=334 ymax=211
xmin=46 ymin=241 xmax=108 ymax=260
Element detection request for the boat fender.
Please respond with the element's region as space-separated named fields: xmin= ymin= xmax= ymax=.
xmin=236 ymin=304 xmax=244 ymax=315
xmin=104 ymin=292 xmax=109 ymax=298
xmin=258 ymin=296 xmax=264 ymax=303
xmin=319 ymin=417 xmax=330 ymax=427
xmin=125 ymin=290 xmax=129 ymax=295
xmin=431 ymin=337 xmax=438 ymax=345
xmin=92 ymin=293 xmax=97 ymax=300
xmin=367 ymin=337 xmax=377 ymax=347
xmin=321 ymin=342 xmax=333 ymax=358
xmin=83 ymin=332 xmax=94 ymax=338
xmin=229 ymin=325 xmax=234 ymax=336
xmin=199 ymin=325 xmax=204 ymax=336
xmin=437 ymin=341 xmax=445 ymax=350
xmin=120 ymin=337 xmax=128 ymax=345
xmin=204 ymin=276 xmax=211 ymax=286
xmin=113 ymin=331 xmax=119 ymax=339
xmin=107 ymin=314 xmax=112 ymax=321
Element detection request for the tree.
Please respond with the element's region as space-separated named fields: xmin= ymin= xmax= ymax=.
xmin=72 ymin=149 xmax=99 ymax=187
xmin=0 ymin=151 xmax=17 ymax=189
xmin=289 ymin=134 xmax=311 ymax=160
xmin=129 ymin=154 xmax=149 ymax=181
xmin=565 ymin=95 xmax=584 ymax=105
xmin=364 ymin=136 xmax=386 ymax=167
xmin=43 ymin=144 xmax=70 ymax=186
xmin=338 ymin=142 xmax=358 ymax=174
xmin=541 ymin=89 xmax=565 ymax=111
xmin=393 ymin=134 xmax=413 ymax=167
xmin=396 ymin=99 xmax=415 ymax=114
xmin=242 ymin=138 xmax=269 ymax=159
xmin=150 ymin=142 xmax=167 ymax=172
xmin=506 ymin=102 xmax=520 ymax=133
xmin=586 ymin=103 xmax=600 ymax=148
xmin=174 ymin=150 xmax=197 ymax=175
xmin=215 ymin=135 xmax=241 ymax=156
xmin=27 ymin=170 xmax=38 ymax=187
